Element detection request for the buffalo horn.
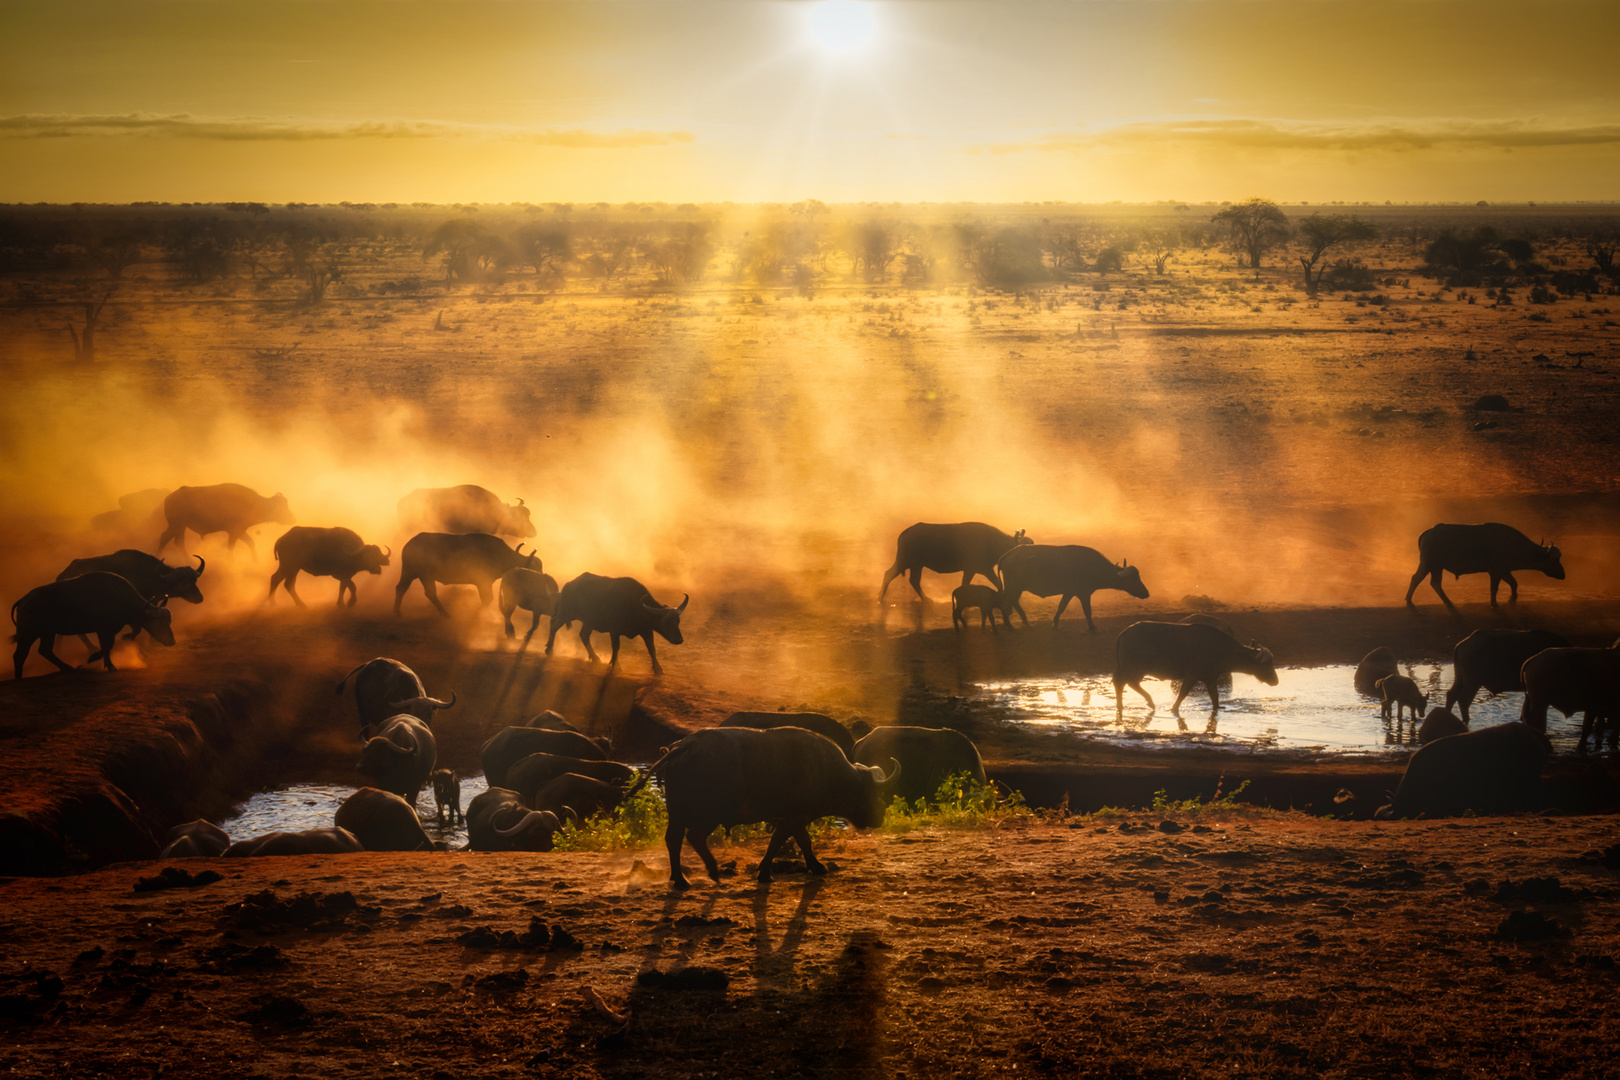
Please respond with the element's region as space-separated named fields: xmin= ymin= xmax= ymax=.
xmin=515 ymin=543 xmax=528 ymax=557
xmin=381 ymin=545 xmax=391 ymax=559
xmin=155 ymin=594 xmax=171 ymax=608
xmin=517 ymin=498 xmax=526 ymax=507
xmin=194 ymin=555 xmax=205 ymax=576
xmin=677 ymin=593 xmax=689 ymax=613
xmin=494 ymin=809 xmax=557 ymax=838
xmin=870 ymin=757 xmax=902 ymax=785
xmin=387 ymin=694 xmax=455 ymax=713
xmin=368 ymin=733 xmax=415 ymax=756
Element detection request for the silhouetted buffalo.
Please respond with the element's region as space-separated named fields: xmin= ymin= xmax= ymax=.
xmin=526 ymin=773 xmax=625 ymax=824
xmin=397 ymin=485 xmax=535 ymax=538
xmin=1113 ymin=621 xmax=1278 ymax=719
xmin=334 ymin=788 xmax=437 ymax=852
xmin=852 ymin=726 xmax=986 ymax=806
xmin=334 ymin=657 xmax=455 ymax=740
xmin=481 ymin=726 xmax=611 ymax=790
xmin=507 ymin=753 xmax=637 ymax=806
xmin=356 ymin=715 xmax=438 ymax=805
xmin=157 ymin=483 xmax=295 ymax=556
xmin=1376 ymin=674 xmax=1428 ymax=721
xmin=719 ymin=711 xmax=857 ymax=760
xmin=12 ymin=572 xmax=175 ymax=678
xmin=998 ymin=544 xmax=1149 ymax=632
xmin=1404 ymin=523 xmax=1565 ymax=610
xmin=1417 ymin=707 xmax=1468 ymax=745
xmin=544 ymin=572 xmax=688 ymax=676
xmin=1353 ymin=647 xmax=1399 ymax=695
xmin=1520 ymin=647 xmax=1620 ymax=749
xmin=393 ymin=533 xmax=539 ymax=617
xmin=499 ymin=567 xmax=559 ymax=642
xmin=467 ymin=788 xmax=561 ymax=852
xmin=951 ymin=584 xmax=1013 ymax=633
xmin=269 ymin=526 xmax=389 ymax=607
xmin=58 ymin=550 xmax=205 ymax=605
xmin=880 ymin=522 xmax=1031 ymax=601
xmin=1446 ymin=628 xmax=1571 ymax=721
xmin=431 ymin=769 xmax=462 ymax=825
xmin=224 ymin=827 xmax=364 ymax=857
xmin=1375 ymin=722 xmax=1549 ymax=819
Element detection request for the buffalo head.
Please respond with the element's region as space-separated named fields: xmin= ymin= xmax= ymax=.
xmin=268 ymin=492 xmax=296 ymax=525
xmin=1114 ymin=558 xmax=1151 ymax=600
xmin=849 ymin=757 xmax=902 ymax=828
xmin=161 ymin=555 xmax=206 ymax=604
xmin=387 ymin=691 xmax=457 ymax=724
xmin=139 ymin=604 xmax=176 ymax=646
xmin=359 ymin=544 xmax=390 ymax=575
xmin=515 ymin=543 xmax=542 ymax=572
xmin=1247 ymin=643 xmax=1279 ymax=686
xmin=504 ymin=498 xmax=538 ymax=539
xmin=1011 ymin=528 xmax=1033 ymax=549
xmin=1538 ymin=541 xmax=1566 ymax=580
xmin=642 ymin=592 xmax=690 ymax=644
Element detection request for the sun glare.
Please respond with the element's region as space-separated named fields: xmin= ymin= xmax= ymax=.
xmin=807 ymin=1 xmax=876 ymax=54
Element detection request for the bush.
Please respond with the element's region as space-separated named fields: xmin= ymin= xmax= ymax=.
xmin=550 ymin=784 xmax=667 ymax=853
xmin=1322 ymin=259 xmax=1375 ymax=291
xmin=881 ymin=773 xmax=1033 ymax=832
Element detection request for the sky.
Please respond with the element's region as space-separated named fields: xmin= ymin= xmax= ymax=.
xmin=2 ymin=0 xmax=1618 ymax=204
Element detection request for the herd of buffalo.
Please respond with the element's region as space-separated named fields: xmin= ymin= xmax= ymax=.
xmin=7 ymin=481 xmax=1617 ymax=883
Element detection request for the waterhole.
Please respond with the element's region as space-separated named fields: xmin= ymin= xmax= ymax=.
xmin=221 ymin=774 xmax=492 ymax=848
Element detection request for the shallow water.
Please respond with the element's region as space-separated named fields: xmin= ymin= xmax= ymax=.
xmin=977 ymin=662 xmax=1591 ymax=756
xmin=221 ymin=774 xmax=491 ymax=849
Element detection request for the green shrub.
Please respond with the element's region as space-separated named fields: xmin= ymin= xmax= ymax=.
xmin=881 ymin=773 xmax=1033 ymax=833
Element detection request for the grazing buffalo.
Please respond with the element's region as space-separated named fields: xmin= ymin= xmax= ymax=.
xmin=527 ymin=773 xmax=625 ymax=824
xmin=431 ymin=769 xmax=463 ymax=825
xmin=158 ymin=819 xmax=230 ymax=858
xmin=642 ymin=726 xmax=898 ymax=888
xmin=1374 ymin=722 xmax=1549 ymax=819
xmin=852 ymin=726 xmax=986 ymax=806
xmin=1446 ymin=628 xmax=1572 ymax=721
xmin=719 ymin=712 xmax=857 ymax=760
xmin=1113 ymin=621 xmax=1278 ymax=719
xmin=951 ymin=584 xmax=1013 ymax=633
xmin=481 ymin=726 xmax=610 ymax=790
xmin=224 ymin=827 xmax=364 ymax=857
xmin=333 ymin=788 xmax=437 ymax=852
xmin=1353 ymin=647 xmax=1399 ymax=696
xmin=1376 ymin=674 xmax=1428 ymax=722
xmin=398 ymin=485 xmax=536 ymax=539
xmin=58 ymin=550 xmax=205 ymax=605
xmin=12 ymin=572 xmax=175 ymax=678
xmin=157 ymin=484 xmax=295 ymax=556
xmin=1417 ymin=707 xmax=1468 ymax=746
xmin=269 ymin=526 xmax=389 ymax=607
xmin=499 ymin=567 xmax=559 ymax=642
xmin=880 ymin=522 xmax=1031 ymax=601
xmin=466 ymin=788 xmax=562 ymax=852
xmin=1404 ymin=523 xmax=1565 ymax=610
xmin=393 ymin=532 xmax=540 ymax=617
xmin=1520 ymin=647 xmax=1620 ymax=749
xmin=356 ymin=715 xmax=438 ymax=805
xmin=507 ymin=753 xmax=637 ymax=805
xmin=334 ymin=657 xmax=455 ymax=740
xmin=544 ymin=573 xmax=688 ymax=677
xmin=998 ymin=544 xmax=1150 ymax=632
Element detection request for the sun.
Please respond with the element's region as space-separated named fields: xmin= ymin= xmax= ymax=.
xmin=806 ymin=1 xmax=877 ymax=55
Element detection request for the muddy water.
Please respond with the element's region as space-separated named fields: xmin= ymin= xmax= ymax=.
xmin=221 ymin=774 xmax=492 ymax=849
xmin=979 ymin=662 xmax=1591 ymax=756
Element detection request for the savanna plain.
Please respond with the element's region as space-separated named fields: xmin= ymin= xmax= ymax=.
xmin=3 ymin=201 xmax=1620 ymax=1078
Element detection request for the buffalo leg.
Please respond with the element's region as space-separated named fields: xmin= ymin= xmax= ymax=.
xmin=524 ymin=611 xmax=542 ymax=643
xmin=235 ymin=531 xmax=258 ymax=557
xmin=757 ymin=825 xmax=798 ymax=885
xmin=419 ymin=579 xmax=451 ymax=618
xmin=791 ymin=826 xmax=827 ymax=874
xmin=907 ymin=567 xmax=925 ymax=600
xmin=1403 ymin=562 xmax=1429 ymax=606
xmin=687 ymin=827 xmax=721 ymax=882
xmin=156 ymin=523 xmax=184 ymax=554
xmin=476 ymin=582 xmax=494 ymax=608
xmin=642 ymin=632 xmax=663 ymax=676
xmin=878 ymin=561 xmax=903 ymax=601
xmin=91 ymin=631 xmax=119 ymax=671
xmin=576 ymin=626 xmax=599 ymax=663
xmin=1502 ymin=571 xmax=1519 ymax=605
xmin=1115 ymin=677 xmax=1155 ymax=719
xmin=665 ymin=821 xmax=690 ymax=889
xmin=1169 ymin=679 xmax=1193 ymax=716
xmin=284 ymin=570 xmax=306 ymax=608
xmin=1426 ymin=571 xmax=1456 ymax=612
xmin=500 ymin=591 xmax=517 ymax=637
xmin=339 ymin=577 xmax=357 ymax=607
xmin=267 ymin=570 xmax=284 ymax=603
xmin=607 ymin=633 xmax=622 ymax=668
xmin=1009 ymin=589 xmax=1032 ymax=629
xmin=544 ymin=618 xmax=564 ymax=656
xmin=393 ymin=575 xmax=414 ymax=615
xmin=1079 ymin=594 xmax=1097 ymax=633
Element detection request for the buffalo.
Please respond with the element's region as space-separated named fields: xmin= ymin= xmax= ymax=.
xmin=1353 ymin=647 xmax=1400 ymax=696
xmin=851 ymin=725 xmax=986 ymax=806
xmin=393 ymin=532 xmax=539 ymax=617
xmin=481 ymin=725 xmax=610 ymax=789
xmin=431 ymin=769 xmax=463 ymax=825
xmin=1417 ymin=707 xmax=1468 ymax=746
xmin=544 ymin=572 xmax=688 ymax=677
xmin=507 ymin=753 xmax=637 ymax=806
xmin=880 ymin=522 xmax=1031 ymax=601
xmin=641 ymin=726 xmax=898 ymax=889
xmin=12 ymin=572 xmax=175 ymax=678
xmin=398 ymin=485 xmax=536 ymax=539
xmin=998 ymin=544 xmax=1149 ymax=632
xmin=466 ymin=788 xmax=562 ymax=852
xmin=1404 ymin=522 xmax=1565 ymax=611
xmin=719 ymin=711 xmax=857 ymax=760
xmin=58 ymin=549 xmax=205 ymax=606
xmin=269 ymin=526 xmax=389 ymax=607
xmin=1376 ymin=673 xmax=1428 ymax=722
xmin=1446 ymin=628 xmax=1572 ymax=721
xmin=1113 ymin=621 xmax=1278 ymax=720
xmin=1374 ymin=722 xmax=1549 ymax=819
xmin=951 ymin=584 xmax=1013 ymax=633
xmin=499 ymin=567 xmax=559 ymax=642
xmin=356 ymin=715 xmax=438 ymax=806
xmin=526 ymin=773 xmax=625 ymax=824
xmin=157 ymin=483 xmax=295 ymax=556
xmin=334 ymin=657 xmax=455 ymax=740
xmin=90 ymin=488 xmax=169 ymax=541
xmin=333 ymin=788 xmax=438 ymax=852
xmin=158 ymin=819 xmax=230 ymax=859
xmin=224 ymin=827 xmax=364 ymax=857
xmin=1519 ymin=647 xmax=1620 ymax=749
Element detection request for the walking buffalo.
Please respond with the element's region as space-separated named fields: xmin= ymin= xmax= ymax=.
xmin=507 ymin=753 xmax=637 ymax=805
xmin=333 ymin=788 xmax=438 ymax=852
xmin=544 ymin=573 xmax=688 ymax=677
xmin=334 ymin=657 xmax=455 ymax=740
xmin=12 ymin=572 xmax=175 ymax=678
xmin=394 ymin=533 xmax=540 ymax=617
xmin=1404 ymin=523 xmax=1565 ymax=611
xmin=481 ymin=726 xmax=611 ymax=789
xmin=1113 ymin=621 xmax=1278 ymax=720
xmin=1446 ymin=628 xmax=1572 ymax=721
xmin=1519 ymin=647 xmax=1620 ymax=749
xmin=58 ymin=550 xmax=205 ymax=606
xmin=719 ymin=712 xmax=857 ymax=760
xmin=158 ymin=820 xmax=230 ymax=859
xmin=1374 ymin=722 xmax=1549 ymax=819
xmin=951 ymin=584 xmax=1013 ymax=633
xmin=642 ymin=726 xmax=898 ymax=888
xmin=880 ymin=522 xmax=1031 ymax=601
xmin=998 ymin=544 xmax=1149 ymax=632
xmin=157 ymin=484 xmax=295 ymax=556
xmin=852 ymin=726 xmax=986 ymax=806
xmin=397 ymin=485 xmax=536 ymax=539
xmin=356 ymin=715 xmax=438 ymax=805
xmin=269 ymin=526 xmax=389 ymax=607
xmin=431 ymin=769 xmax=463 ymax=825
xmin=224 ymin=827 xmax=364 ymax=857
xmin=466 ymin=788 xmax=562 ymax=852
xmin=499 ymin=567 xmax=559 ymax=642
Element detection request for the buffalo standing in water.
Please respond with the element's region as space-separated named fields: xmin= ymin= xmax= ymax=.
xmin=1113 ymin=621 xmax=1278 ymax=721
xmin=268 ymin=526 xmax=389 ymax=607
xmin=12 ymin=572 xmax=175 ymax=677
xmin=1446 ymin=628 xmax=1571 ymax=721
xmin=1404 ymin=523 xmax=1564 ymax=611
xmin=879 ymin=522 xmax=1031 ymax=601
xmin=997 ymin=544 xmax=1149 ymax=632
xmin=397 ymin=485 xmax=535 ymax=538
xmin=157 ymin=483 xmax=295 ymax=556
xmin=544 ymin=573 xmax=688 ymax=677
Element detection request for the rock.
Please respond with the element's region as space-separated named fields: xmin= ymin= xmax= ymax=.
xmin=1473 ymin=394 xmax=1511 ymax=411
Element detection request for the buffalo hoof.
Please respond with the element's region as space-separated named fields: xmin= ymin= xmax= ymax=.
xmin=669 ymin=877 xmax=691 ymax=892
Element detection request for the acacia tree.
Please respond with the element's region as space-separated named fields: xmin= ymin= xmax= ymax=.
xmin=1139 ymin=229 xmax=1180 ymax=275
xmin=1296 ymin=214 xmax=1378 ymax=296
xmin=515 ymin=225 xmax=571 ymax=284
xmin=1211 ymin=197 xmax=1289 ymax=275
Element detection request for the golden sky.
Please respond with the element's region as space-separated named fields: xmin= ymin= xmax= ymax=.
xmin=3 ymin=0 xmax=1617 ymax=203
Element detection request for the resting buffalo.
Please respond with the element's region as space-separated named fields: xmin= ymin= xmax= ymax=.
xmin=852 ymin=725 xmax=986 ymax=806
xmin=499 ymin=567 xmax=559 ymax=642
xmin=527 ymin=773 xmax=625 ymax=824
xmin=157 ymin=483 xmax=295 ymax=556
xmin=642 ymin=726 xmax=898 ymax=889
xmin=334 ymin=788 xmax=438 ymax=852
xmin=334 ymin=657 xmax=455 ymax=740
xmin=224 ymin=827 xmax=364 ymax=857
xmin=998 ymin=544 xmax=1149 ymax=632
xmin=520 ymin=709 xmax=583 ymax=732
xmin=880 ymin=522 xmax=1031 ymax=601
xmin=1417 ymin=707 xmax=1468 ymax=746
xmin=951 ymin=584 xmax=1013 ymax=633
xmin=269 ymin=526 xmax=389 ymax=607
xmin=466 ymin=788 xmax=562 ymax=852
xmin=718 ymin=712 xmax=857 ymax=760
xmin=544 ymin=573 xmax=688 ymax=677
xmin=1113 ymin=621 xmax=1278 ymax=719
xmin=1520 ymin=647 xmax=1620 ymax=749
xmin=1446 ymin=628 xmax=1572 ymax=721
xmin=1374 ymin=722 xmax=1549 ymax=819
xmin=481 ymin=726 xmax=610 ymax=789
xmin=1404 ymin=522 xmax=1565 ymax=610
xmin=58 ymin=550 xmax=205 ymax=606
xmin=12 ymin=572 xmax=175 ymax=678
xmin=394 ymin=532 xmax=539 ymax=617
xmin=357 ymin=715 xmax=438 ymax=805
xmin=158 ymin=819 xmax=230 ymax=858
xmin=1376 ymin=674 xmax=1427 ymax=722
xmin=507 ymin=753 xmax=637 ymax=805
xmin=397 ymin=485 xmax=536 ymax=539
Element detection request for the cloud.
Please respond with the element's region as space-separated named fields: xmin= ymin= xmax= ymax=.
xmin=0 ymin=113 xmax=695 ymax=148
